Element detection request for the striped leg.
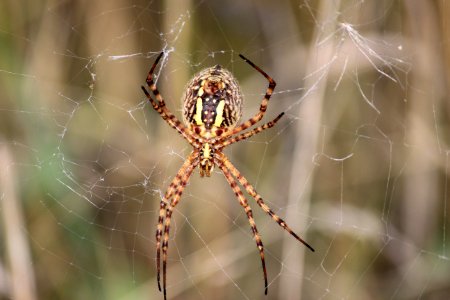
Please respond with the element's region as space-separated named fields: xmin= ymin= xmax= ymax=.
xmin=141 ymin=87 xmax=199 ymax=146
xmin=145 ymin=52 xmax=165 ymax=105
xmin=223 ymin=54 xmax=277 ymax=137
xmin=220 ymin=112 xmax=285 ymax=148
xmin=216 ymin=159 xmax=269 ymax=295
xmin=156 ymin=151 xmax=199 ymax=292
xmin=142 ymin=52 xmax=201 ymax=146
xmin=145 ymin=53 xmax=187 ymax=126
xmin=218 ymin=153 xmax=314 ymax=252
xmin=162 ymin=158 xmax=198 ymax=300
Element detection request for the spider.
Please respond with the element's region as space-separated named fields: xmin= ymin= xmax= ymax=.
xmin=141 ymin=52 xmax=314 ymax=299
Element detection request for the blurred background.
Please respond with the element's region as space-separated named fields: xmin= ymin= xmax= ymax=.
xmin=1 ymin=0 xmax=450 ymax=299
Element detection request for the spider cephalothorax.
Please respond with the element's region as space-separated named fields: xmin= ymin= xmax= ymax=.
xmin=141 ymin=52 xmax=314 ymax=300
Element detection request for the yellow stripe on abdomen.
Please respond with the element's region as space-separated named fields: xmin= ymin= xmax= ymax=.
xmin=194 ymin=97 xmax=204 ymax=125
xmin=214 ymin=100 xmax=225 ymax=127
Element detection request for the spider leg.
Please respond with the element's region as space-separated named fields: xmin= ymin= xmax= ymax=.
xmin=224 ymin=54 xmax=277 ymax=137
xmin=220 ymin=112 xmax=285 ymax=148
xmin=144 ymin=52 xmax=165 ymax=104
xmin=145 ymin=53 xmax=187 ymax=126
xmin=142 ymin=52 xmax=201 ymax=146
xmin=215 ymin=158 xmax=269 ymax=295
xmin=162 ymin=157 xmax=199 ymax=300
xmin=217 ymin=152 xmax=314 ymax=252
xmin=156 ymin=200 xmax=166 ymax=292
xmin=141 ymin=87 xmax=199 ymax=146
xmin=155 ymin=151 xmax=199 ymax=292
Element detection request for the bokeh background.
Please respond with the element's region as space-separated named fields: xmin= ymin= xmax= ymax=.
xmin=1 ymin=1 xmax=450 ymax=299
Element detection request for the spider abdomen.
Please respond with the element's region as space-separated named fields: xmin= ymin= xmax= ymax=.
xmin=182 ymin=65 xmax=243 ymax=131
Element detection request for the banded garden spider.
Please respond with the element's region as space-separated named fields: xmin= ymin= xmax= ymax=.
xmin=141 ymin=52 xmax=314 ymax=299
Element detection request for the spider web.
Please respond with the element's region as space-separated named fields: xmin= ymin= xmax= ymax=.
xmin=1 ymin=1 xmax=449 ymax=299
